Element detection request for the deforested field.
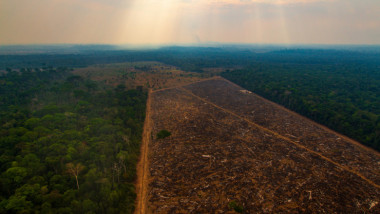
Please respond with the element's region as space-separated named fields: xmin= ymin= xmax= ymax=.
xmin=146 ymin=77 xmax=379 ymax=213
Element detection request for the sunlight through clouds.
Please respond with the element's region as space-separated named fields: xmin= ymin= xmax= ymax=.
xmin=0 ymin=0 xmax=379 ymax=44
xmin=120 ymin=0 xmax=184 ymax=44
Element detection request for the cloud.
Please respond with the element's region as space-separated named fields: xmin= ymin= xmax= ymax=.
xmin=0 ymin=0 xmax=379 ymax=44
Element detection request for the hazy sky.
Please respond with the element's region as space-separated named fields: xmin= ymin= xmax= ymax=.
xmin=1 ymin=0 xmax=379 ymax=45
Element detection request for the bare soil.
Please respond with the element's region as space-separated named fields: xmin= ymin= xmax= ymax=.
xmin=145 ymin=77 xmax=379 ymax=213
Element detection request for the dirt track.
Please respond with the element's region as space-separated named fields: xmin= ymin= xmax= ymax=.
xmin=135 ymin=89 xmax=152 ymax=214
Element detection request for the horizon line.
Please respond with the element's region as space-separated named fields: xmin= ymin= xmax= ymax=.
xmin=1 ymin=43 xmax=380 ymax=47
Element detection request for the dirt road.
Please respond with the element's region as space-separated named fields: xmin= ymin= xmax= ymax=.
xmin=134 ymin=89 xmax=152 ymax=214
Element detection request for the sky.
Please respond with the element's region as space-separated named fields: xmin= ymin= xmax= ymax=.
xmin=0 ymin=0 xmax=379 ymax=45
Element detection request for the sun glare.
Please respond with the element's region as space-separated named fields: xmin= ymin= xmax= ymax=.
xmin=120 ymin=0 xmax=184 ymax=44
xmin=118 ymin=0 xmax=297 ymax=44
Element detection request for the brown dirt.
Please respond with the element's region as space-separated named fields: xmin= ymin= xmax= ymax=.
xmin=145 ymin=77 xmax=380 ymax=213
xmin=184 ymin=78 xmax=380 ymax=185
xmin=152 ymin=76 xmax=221 ymax=93
xmin=180 ymin=86 xmax=379 ymax=189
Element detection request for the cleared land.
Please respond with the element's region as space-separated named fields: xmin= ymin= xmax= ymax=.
xmin=146 ymin=77 xmax=379 ymax=213
xmin=73 ymin=62 xmax=208 ymax=90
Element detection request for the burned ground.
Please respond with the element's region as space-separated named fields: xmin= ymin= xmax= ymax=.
xmin=146 ymin=78 xmax=379 ymax=213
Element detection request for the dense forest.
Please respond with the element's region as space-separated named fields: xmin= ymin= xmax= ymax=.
xmin=1 ymin=45 xmax=379 ymax=73
xmin=0 ymin=67 xmax=146 ymax=213
xmin=0 ymin=47 xmax=253 ymax=72
xmin=222 ymin=62 xmax=380 ymax=151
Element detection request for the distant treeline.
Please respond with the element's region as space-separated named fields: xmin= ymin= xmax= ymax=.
xmin=0 ymin=67 xmax=146 ymax=213
xmin=0 ymin=47 xmax=253 ymax=72
xmin=1 ymin=46 xmax=380 ymax=73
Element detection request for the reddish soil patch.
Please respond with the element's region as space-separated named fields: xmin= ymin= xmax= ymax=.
xmin=146 ymin=78 xmax=379 ymax=213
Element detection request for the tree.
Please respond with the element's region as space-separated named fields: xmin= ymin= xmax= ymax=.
xmin=66 ymin=163 xmax=84 ymax=190
xmin=156 ymin=130 xmax=171 ymax=139
xmin=4 ymin=167 xmax=28 ymax=184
